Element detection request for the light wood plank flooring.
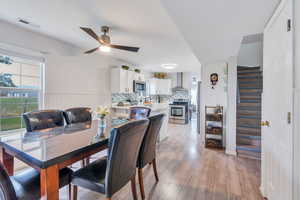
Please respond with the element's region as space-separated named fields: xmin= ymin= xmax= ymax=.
xmin=60 ymin=117 xmax=263 ymax=200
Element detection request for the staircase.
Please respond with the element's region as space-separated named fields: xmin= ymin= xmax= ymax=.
xmin=236 ymin=66 xmax=262 ymax=160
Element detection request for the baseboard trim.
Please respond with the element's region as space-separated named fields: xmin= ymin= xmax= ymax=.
xmin=225 ymin=149 xmax=237 ymax=156
xmin=260 ymin=185 xmax=266 ymax=198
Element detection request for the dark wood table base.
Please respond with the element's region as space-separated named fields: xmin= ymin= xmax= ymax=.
xmin=1 ymin=145 xmax=108 ymax=200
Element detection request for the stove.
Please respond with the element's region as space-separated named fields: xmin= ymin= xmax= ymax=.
xmin=169 ymin=99 xmax=189 ymax=124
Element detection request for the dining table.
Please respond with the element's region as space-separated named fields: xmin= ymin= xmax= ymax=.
xmin=0 ymin=115 xmax=129 ymax=200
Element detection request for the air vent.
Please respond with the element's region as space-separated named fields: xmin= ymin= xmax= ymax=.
xmin=17 ymin=18 xmax=40 ymax=28
xmin=18 ymin=19 xmax=29 ymax=24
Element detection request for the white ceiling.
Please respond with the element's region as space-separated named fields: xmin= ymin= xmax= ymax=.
xmin=160 ymin=0 xmax=280 ymax=64
xmin=0 ymin=0 xmax=201 ymax=72
xmin=0 ymin=0 xmax=280 ymax=71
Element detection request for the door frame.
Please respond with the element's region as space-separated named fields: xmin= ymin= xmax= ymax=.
xmin=261 ymin=0 xmax=295 ymax=198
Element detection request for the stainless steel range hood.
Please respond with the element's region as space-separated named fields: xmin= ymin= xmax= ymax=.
xmin=172 ymin=72 xmax=188 ymax=92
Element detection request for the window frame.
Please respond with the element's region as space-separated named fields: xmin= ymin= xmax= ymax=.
xmin=0 ymin=54 xmax=45 ymax=133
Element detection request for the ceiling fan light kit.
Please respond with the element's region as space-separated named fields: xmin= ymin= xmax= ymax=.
xmin=80 ymin=26 xmax=140 ymax=54
xmin=100 ymin=45 xmax=111 ymax=52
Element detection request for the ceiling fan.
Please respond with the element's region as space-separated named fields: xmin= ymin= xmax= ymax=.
xmin=80 ymin=26 xmax=140 ymax=54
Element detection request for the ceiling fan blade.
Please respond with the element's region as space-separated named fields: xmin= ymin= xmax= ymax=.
xmin=109 ymin=44 xmax=140 ymax=52
xmin=84 ymin=47 xmax=99 ymax=54
xmin=80 ymin=27 xmax=101 ymax=43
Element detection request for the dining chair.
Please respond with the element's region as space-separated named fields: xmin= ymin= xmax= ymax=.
xmin=137 ymin=114 xmax=164 ymax=200
xmin=63 ymin=107 xmax=93 ymax=167
xmin=22 ymin=110 xmax=65 ymax=132
xmin=71 ymin=119 xmax=150 ymax=200
xmin=63 ymin=107 xmax=92 ymax=125
xmin=0 ymin=163 xmax=73 ymax=200
xmin=129 ymin=106 xmax=151 ymax=120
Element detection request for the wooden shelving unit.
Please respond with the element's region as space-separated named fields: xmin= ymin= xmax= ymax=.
xmin=205 ymin=106 xmax=224 ymax=149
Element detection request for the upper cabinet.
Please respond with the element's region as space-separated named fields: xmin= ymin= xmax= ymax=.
xmin=149 ymin=78 xmax=172 ymax=95
xmin=134 ymin=73 xmax=145 ymax=82
xmin=111 ymin=68 xmax=144 ymax=93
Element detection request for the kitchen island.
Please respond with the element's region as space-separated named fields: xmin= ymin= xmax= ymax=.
xmin=111 ymin=103 xmax=169 ymax=141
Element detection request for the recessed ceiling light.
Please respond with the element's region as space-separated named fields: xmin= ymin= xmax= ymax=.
xmin=161 ymin=63 xmax=177 ymax=70
xmin=99 ymin=45 xmax=111 ymax=52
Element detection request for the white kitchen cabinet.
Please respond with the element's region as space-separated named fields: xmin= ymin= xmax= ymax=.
xmin=134 ymin=73 xmax=145 ymax=82
xmin=149 ymin=78 xmax=172 ymax=95
xmin=149 ymin=78 xmax=157 ymax=95
xmin=157 ymin=79 xmax=172 ymax=95
xmin=127 ymin=70 xmax=135 ymax=93
xmin=111 ymin=68 xmax=134 ymax=93
xmin=111 ymin=68 xmax=146 ymax=93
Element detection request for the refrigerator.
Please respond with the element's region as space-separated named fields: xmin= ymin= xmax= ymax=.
xmin=197 ymin=81 xmax=201 ymax=134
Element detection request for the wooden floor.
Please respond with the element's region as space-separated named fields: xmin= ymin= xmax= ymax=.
xmin=60 ymin=117 xmax=263 ymax=200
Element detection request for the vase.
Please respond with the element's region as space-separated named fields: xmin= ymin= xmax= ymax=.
xmin=96 ymin=117 xmax=106 ymax=137
xmin=99 ymin=117 xmax=106 ymax=128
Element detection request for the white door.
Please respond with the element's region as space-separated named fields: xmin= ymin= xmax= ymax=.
xmin=262 ymin=0 xmax=293 ymax=199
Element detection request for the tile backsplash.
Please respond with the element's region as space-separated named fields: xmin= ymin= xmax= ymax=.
xmin=112 ymin=93 xmax=140 ymax=103
xmin=171 ymin=90 xmax=190 ymax=100
xmin=112 ymin=90 xmax=190 ymax=104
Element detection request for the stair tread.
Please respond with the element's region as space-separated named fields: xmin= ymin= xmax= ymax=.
xmin=239 ymin=81 xmax=262 ymax=85
xmin=237 ymin=70 xmax=262 ymax=75
xmin=238 ymin=102 xmax=261 ymax=106
xmin=240 ymin=95 xmax=261 ymax=98
xmin=240 ymin=89 xmax=262 ymax=92
xmin=238 ymin=66 xmax=260 ymax=70
xmin=237 ymin=124 xmax=261 ymax=129
xmin=237 ymin=115 xmax=260 ymax=119
xmin=237 ymin=145 xmax=261 ymax=153
xmin=240 ymin=87 xmax=262 ymax=89
xmin=237 ymin=127 xmax=261 ymax=135
xmin=237 ymin=149 xmax=261 ymax=160
xmin=237 ymin=134 xmax=261 ymax=140
xmin=238 ymin=74 xmax=262 ymax=78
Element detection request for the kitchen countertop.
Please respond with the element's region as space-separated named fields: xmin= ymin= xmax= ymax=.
xmin=111 ymin=103 xmax=170 ymax=142
xmin=111 ymin=103 xmax=169 ymax=111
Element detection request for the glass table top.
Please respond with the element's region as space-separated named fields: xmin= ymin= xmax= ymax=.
xmin=0 ymin=117 xmax=129 ymax=168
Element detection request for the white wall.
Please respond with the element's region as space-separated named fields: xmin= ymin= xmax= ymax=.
xmin=226 ymin=57 xmax=237 ymax=155
xmin=238 ymin=41 xmax=263 ymax=67
xmin=168 ymin=72 xmax=195 ymax=90
xmin=200 ymin=62 xmax=228 ymax=144
xmin=44 ymin=55 xmax=122 ymax=110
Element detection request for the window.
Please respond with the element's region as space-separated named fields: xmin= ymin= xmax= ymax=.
xmin=0 ymin=54 xmax=43 ymax=132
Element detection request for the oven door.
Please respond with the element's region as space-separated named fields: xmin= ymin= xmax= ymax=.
xmin=169 ymin=105 xmax=185 ymax=120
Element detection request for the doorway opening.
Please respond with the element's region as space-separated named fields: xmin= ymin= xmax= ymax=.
xmin=236 ymin=33 xmax=263 ymax=160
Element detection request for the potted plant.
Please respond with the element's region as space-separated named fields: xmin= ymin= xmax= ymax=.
xmin=121 ymin=65 xmax=129 ymax=70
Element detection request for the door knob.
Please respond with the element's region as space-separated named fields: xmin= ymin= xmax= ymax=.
xmin=261 ymin=121 xmax=270 ymax=127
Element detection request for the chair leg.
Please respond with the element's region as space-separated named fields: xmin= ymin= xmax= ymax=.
xmin=80 ymin=159 xmax=85 ymax=168
xmin=131 ymin=175 xmax=138 ymax=200
xmin=72 ymin=185 xmax=78 ymax=200
xmin=68 ymin=184 xmax=72 ymax=200
xmin=86 ymin=157 xmax=90 ymax=165
xmin=138 ymin=168 xmax=145 ymax=200
xmin=152 ymin=158 xmax=159 ymax=182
